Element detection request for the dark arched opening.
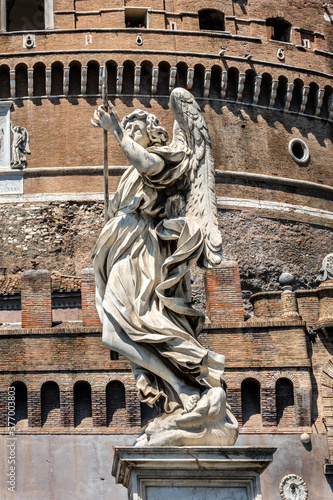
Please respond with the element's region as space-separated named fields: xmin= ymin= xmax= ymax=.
xmin=258 ymin=73 xmax=272 ymax=107
xmin=192 ymin=64 xmax=205 ymax=98
xmin=51 ymin=62 xmax=63 ymax=95
xmin=33 ymin=62 xmax=46 ymax=96
xmin=157 ymin=61 xmax=170 ymax=96
xmin=209 ymin=65 xmax=222 ymax=99
xmin=69 ymin=61 xmax=81 ymax=96
xmin=241 ymin=378 xmax=261 ymax=426
xmin=106 ymin=381 xmax=126 ymax=426
xmin=0 ymin=65 xmax=10 ymax=98
xmin=122 ymin=61 xmax=135 ymax=95
xmin=86 ymin=61 xmax=100 ymax=94
xmin=176 ymin=62 xmax=188 ymax=89
xmin=290 ymin=79 xmax=304 ymax=113
xmin=106 ymin=61 xmax=117 ymax=95
xmin=305 ymin=82 xmax=319 ymax=115
xmin=11 ymin=382 xmax=28 ymax=428
xmin=242 ymin=69 xmax=256 ymax=104
xmin=74 ymin=381 xmax=92 ymax=427
xmin=276 ymin=378 xmax=295 ymax=426
xmin=140 ymin=61 xmax=153 ymax=95
xmin=225 ymin=67 xmax=239 ymax=101
xmin=41 ymin=381 xmax=60 ymax=427
xmin=275 ymin=75 xmax=288 ymax=109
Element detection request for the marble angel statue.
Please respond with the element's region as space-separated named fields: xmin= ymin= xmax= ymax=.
xmin=11 ymin=125 xmax=30 ymax=169
xmin=91 ymin=88 xmax=238 ymax=446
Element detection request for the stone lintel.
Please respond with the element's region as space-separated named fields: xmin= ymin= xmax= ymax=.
xmin=112 ymin=446 xmax=276 ymax=500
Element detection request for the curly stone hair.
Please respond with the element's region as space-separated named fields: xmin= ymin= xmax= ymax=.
xmin=121 ymin=109 xmax=168 ymax=146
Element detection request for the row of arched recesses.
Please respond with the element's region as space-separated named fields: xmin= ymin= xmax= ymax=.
xmin=10 ymin=380 xmax=126 ymax=429
xmin=240 ymin=377 xmax=295 ymax=428
xmin=1 ymin=60 xmax=332 ymax=119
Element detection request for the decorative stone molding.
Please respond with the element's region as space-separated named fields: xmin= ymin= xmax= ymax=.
xmin=271 ymin=372 xmax=300 ymax=388
xmin=27 ymin=69 xmax=34 ymax=97
xmin=9 ymin=70 xmax=15 ymax=99
xmin=116 ymin=66 xmax=124 ymax=94
xmin=45 ymin=67 xmax=52 ymax=96
xmin=98 ymin=65 xmax=104 ymax=95
xmin=279 ymin=474 xmax=308 ymax=500
xmin=315 ymin=88 xmax=325 ymax=116
xmin=269 ymin=79 xmax=279 ymax=107
xmin=63 ymin=67 xmax=70 ymax=95
xmin=186 ymin=68 xmax=194 ymax=89
xmin=0 ymin=58 xmax=332 ymax=121
xmin=203 ymin=69 xmax=211 ymax=97
xmin=220 ymin=70 xmax=228 ymax=99
xmin=81 ymin=65 xmax=88 ymax=94
xmin=169 ymin=66 xmax=177 ymax=93
xmin=134 ymin=66 xmax=141 ymax=94
xmin=284 ymin=82 xmax=294 ymax=111
xmin=237 ymin=73 xmax=246 ymax=101
xmin=299 ymin=86 xmax=310 ymax=113
xmin=151 ymin=66 xmax=159 ymax=94
xmin=253 ymin=75 xmax=262 ymax=104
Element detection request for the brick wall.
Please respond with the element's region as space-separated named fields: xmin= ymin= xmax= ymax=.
xmin=21 ymin=270 xmax=52 ymax=328
xmin=81 ymin=268 xmax=101 ymax=328
xmin=204 ymin=260 xmax=244 ymax=323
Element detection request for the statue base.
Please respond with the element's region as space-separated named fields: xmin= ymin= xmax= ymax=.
xmin=135 ymin=387 xmax=239 ymax=447
xmin=112 ymin=446 xmax=276 ymax=500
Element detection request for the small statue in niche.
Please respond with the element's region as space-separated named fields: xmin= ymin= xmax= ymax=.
xmin=0 ymin=128 xmax=4 ymax=154
xmin=11 ymin=125 xmax=31 ymax=169
xmin=91 ymin=88 xmax=239 ymax=447
xmin=316 ymin=253 xmax=333 ymax=283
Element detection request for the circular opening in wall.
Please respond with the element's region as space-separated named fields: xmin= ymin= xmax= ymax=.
xmin=288 ymin=138 xmax=310 ymax=164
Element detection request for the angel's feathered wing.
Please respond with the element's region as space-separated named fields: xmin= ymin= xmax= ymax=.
xmin=169 ymin=88 xmax=222 ymax=268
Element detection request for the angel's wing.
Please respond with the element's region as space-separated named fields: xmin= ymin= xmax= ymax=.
xmin=169 ymin=88 xmax=222 ymax=268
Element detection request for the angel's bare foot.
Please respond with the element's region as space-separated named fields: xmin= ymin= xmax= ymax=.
xmin=180 ymin=390 xmax=201 ymax=414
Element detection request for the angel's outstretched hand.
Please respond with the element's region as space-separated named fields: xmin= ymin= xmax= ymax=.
xmin=91 ymin=102 xmax=122 ymax=134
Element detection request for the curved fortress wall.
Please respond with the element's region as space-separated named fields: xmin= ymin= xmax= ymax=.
xmin=0 ymin=0 xmax=332 ymax=287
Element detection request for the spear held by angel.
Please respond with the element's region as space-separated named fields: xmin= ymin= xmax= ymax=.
xmin=91 ymin=88 xmax=238 ymax=446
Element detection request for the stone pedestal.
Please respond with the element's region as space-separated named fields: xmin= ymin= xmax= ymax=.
xmin=112 ymin=446 xmax=275 ymax=500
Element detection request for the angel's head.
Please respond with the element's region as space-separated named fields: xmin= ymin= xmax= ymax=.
xmin=122 ymin=110 xmax=168 ymax=148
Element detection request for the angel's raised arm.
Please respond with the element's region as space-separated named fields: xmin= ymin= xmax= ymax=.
xmin=92 ymin=104 xmax=165 ymax=176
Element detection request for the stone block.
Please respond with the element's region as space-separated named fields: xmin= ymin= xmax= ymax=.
xmin=112 ymin=446 xmax=276 ymax=500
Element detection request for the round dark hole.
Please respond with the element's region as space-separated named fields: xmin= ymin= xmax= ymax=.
xmin=291 ymin=141 xmax=304 ymax=160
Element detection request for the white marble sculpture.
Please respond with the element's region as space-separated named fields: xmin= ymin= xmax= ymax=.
xmin=91 ymin=88 xmax=238 ymax=446
xmin=11 ymin=125 xmax=30 ymax=169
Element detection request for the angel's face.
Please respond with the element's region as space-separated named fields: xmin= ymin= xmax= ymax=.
xmin=125 ymin=119 xmax=150 ymax=148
